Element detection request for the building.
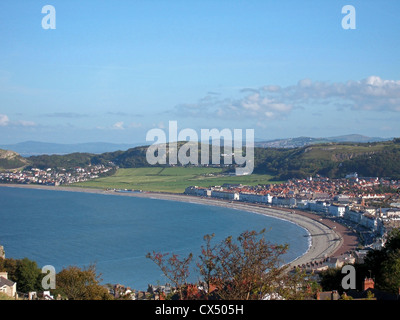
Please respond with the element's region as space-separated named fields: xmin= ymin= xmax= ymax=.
xmin=360 ymin=214 xmax=383 ymax=234
xmin=239 ymin=192 xmax=271 ymax=204
xmin=354 ymin=249 xmax=371 ymax=264
xmin=184 ymin=186 xmax=208 ymax=197
xmin=211 ymin=190 xmax=238 ymax=201
xmin=346 ymin=277 xmax=399 ymax=300
xmin=308 ymin=200 xmax=329 ymax=213
xmin=0 ymin=272 xmax=17 ymax=298
xmin=344 ymin=210 xmax=362 ymax=224
xmin=272 ymin=196 xmax=296 ymax=207
xmin=328 ymin=204 xmax=346 ymax=217
xmin=316 ymin=290 xmax=340 ymax=300
xmin=385 ymin=209 xmax=400 ymax=219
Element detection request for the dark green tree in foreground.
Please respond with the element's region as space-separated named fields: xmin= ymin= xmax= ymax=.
xmin=15 ymin=258 xmax=43 ymax=293
xmin=0 ymin=257 xmax=43 ymax=293
xmin=320 ymin=228 xmax=400 ymax=295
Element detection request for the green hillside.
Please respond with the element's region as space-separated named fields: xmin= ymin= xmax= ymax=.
xmin=253 ymin=139 xmax=400 ymax=179
xmin=0 ymin=149 xmax=28 ymax=170
xmin=2 ymin=138 xmax=400 ymax=180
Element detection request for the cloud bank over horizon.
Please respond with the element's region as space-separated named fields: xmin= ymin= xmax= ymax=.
xmin=2 ymin=76 xmax=400 ymax=144
xmin=172 ymin=76 xmax=400 ymax=122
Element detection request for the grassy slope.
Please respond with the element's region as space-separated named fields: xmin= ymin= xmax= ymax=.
xmin=0 ymin=149 xmax=28 ymax=171
xmin=300 ymin=142 xmax=392 ymax=161
xmin=72 ymin=167 xmax=280 ymax=193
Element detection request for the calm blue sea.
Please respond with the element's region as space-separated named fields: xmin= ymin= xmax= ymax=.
xmin=0 ymin=186 xmax=309 ymax=291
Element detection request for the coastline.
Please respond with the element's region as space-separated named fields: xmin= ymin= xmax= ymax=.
xmin=0 ymin=183 xmax=359 ymax=269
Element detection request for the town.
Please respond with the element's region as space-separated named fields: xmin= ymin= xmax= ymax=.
xmin=0 ymin=164 xmax=116 ymax=186
xmin=184 ymin=173 xmax=400 ymax=244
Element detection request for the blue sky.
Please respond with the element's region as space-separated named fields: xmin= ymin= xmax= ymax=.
xmin=1 ymin=0 xmax=400 ymax=144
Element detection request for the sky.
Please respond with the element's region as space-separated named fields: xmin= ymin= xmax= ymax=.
xmin=1 ymin=0 xmax=400 ymax=144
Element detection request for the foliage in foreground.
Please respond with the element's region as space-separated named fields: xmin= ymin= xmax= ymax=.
xmin=147 ymin=229 xmax=319 ymax=300
xmin=52 ymin=264 xmax=113 ymax=300
xmin=320 ymin=228 xmax=400 ymax=295
xmin=0 ymin=258 xmax=113 ymax=300
xmin=0 ymin=257 xmax=43 ymax=293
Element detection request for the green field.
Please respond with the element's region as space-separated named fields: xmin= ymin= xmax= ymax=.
xmin=72 ymin=167 xmax=281 ymax=193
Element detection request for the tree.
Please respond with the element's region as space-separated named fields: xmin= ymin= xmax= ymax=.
xmin=319 ymin=267 xmax=343 ymax=293
xmin=198 ymin=230 xmax=289 ymax=300
xmin=380 ymin=249 xmax=400 ymax=294
xmin=146 ymin=251 xmax=193 ymax=300
xmin=54 ymin=264 xmax=113 ymax=300
xmin=277 ymin=267 xmax=321 ymax=300
xmin=363 ymin=229 xmax=400 ymax=294
xmin=320 ymin=228 xmax=400 ymax=295
xmin=148 ymin=229 xmax=312 ymax=300
xmin=0 ymin=258 xmax=18 ymax=281
xmin=197 ymin=233 xmax=218 ymax=299
xmin=0 ymin=257 xmax=42 ymax=293
xmin=15 ymin=258 xmax=42 ymax=293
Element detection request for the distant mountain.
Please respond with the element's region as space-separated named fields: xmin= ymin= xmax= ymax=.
xmin=2 ymin=135 xmax=389 ymax=156
xmin=255 ymin=134 xmax=390 ymax=149
xmin=325 ymin=134 xmax=389 ymax=143
xmin=0 ymin=141 xmax=142 ymax=157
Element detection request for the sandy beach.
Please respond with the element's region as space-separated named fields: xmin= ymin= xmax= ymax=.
xmin=0 ymin=183 xmax=360 ymax=268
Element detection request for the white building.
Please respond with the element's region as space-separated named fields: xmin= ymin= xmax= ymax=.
xmin=360 ymin=214 xmax=384 ymax=234
xmin=211 ymin=190 xmax=238 ymax=200
xmin=385 ymin=208 xmax=400 ymax=219
xmin=328 ymin=204 xmax=346 ymax=217
xmin=272 ymin=197 xmax=296 ymax=208
xmin=184 ymin=186 xmax=208 ymax=197
xmin=239 ymin=193 xmax=272 ymax=204
xmin=344 ymin=210 xmax=362 ymax=224
xmin=308 ymin=200 xmax=329 ymax=213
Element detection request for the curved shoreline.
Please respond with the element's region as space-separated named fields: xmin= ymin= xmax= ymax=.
xmin=0 ymin=184 xmax=359 ymax=269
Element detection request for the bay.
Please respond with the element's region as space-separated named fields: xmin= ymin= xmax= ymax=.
xmin=0 ymin=186 xmax=309 ymax=291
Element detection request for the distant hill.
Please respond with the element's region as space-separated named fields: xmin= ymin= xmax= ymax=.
xmin=255 ymin=134 xmax=390 ymax=149
xmin=0 ymin=141 xmax=140 ymax=157
xmin=0 ymin=149 xmax=29 ymax=170
xmin=2 ymin=135 xmax=389 ymax=156
xmin=325 ymin=134 xmax=389 ymax=143
xmin=3 ymin=138 xmax=400 ymax=180
xmin=253 ymin=138 xmax=400 ymax=180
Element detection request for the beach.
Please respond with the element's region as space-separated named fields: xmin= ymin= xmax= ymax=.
xmin=0 ymin=184 xmax=359 ymax=268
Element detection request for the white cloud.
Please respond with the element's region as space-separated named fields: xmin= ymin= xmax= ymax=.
xmin=17 ymin=120 xmax=36 ymax=127
xmin=0 ymin=114 xmax=37 ymax=127
xmin=281 ymin=76 xmax=400 ymax=112
xmin=0 ymin=114 xmax=9 ymax=126
xmin=112 ymin=121 xmax=125 ymax=130
xmin=172 ymin=76 xmax=400 ymax=122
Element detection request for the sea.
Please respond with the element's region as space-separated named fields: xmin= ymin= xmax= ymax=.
xmin=0 ymin=186 xmax=310 ymax=291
